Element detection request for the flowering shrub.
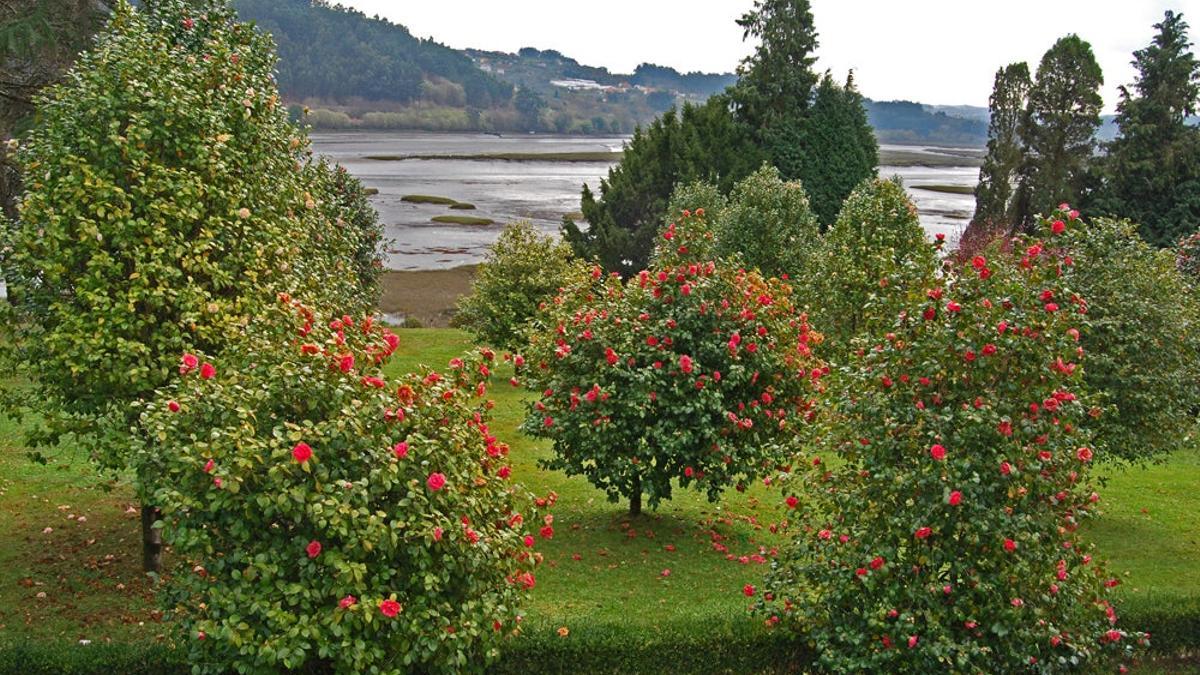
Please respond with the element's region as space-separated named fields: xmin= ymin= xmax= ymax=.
xmin=1060 ymin=216 xmax=1200 ymax=463
xmin=132 ymin=296 xmax=541 ymax=673
xmin=758 ymin=209 xmax=1143 ymax=672
xmin=0 ymin=0 xmax=376 ymax=457
xmin=518 ymin=211 xmax=824 ymax=515
xmin=813 ymin=177 xmax=939 ymax=359
xmin=455 ymin=221 xmax=588 ymax=351
xmin=666 ymin=166 xmax=820 ymax=289
xmin=1176 ymin=230 xmax=1200 ymax=281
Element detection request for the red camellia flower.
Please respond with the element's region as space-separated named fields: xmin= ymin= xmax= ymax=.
xmin=870 ymin=556 xmax=886 ymax=570
xmin=203 ymin=458 xmax=215 ymax=473
xmin=339 ymin=354 xmax=355 ymax=372
xmin=1051 ymin=219 xmax=1066 ymax=234
xmin=914 ymin=527 xmax=932 ymax=540
xmin=427 ymin=472 xmax=447 ymax=491
xmin=167 ymin=400 xmax=181 ymax=413
xmin=785 ymin=495 xmax=799 ymax=509
xmin=679 ymin=355 xmax=694 ymax=374
xmin=292 ymin=442 xmax=313 ymax=464
xmin=524 ymin=535 xmax=535 ymax=548
xmin=1004 ymin=538 xmax=1017 ymax=552
xmin=908 ymin=635 xmax=919 ymax=649
xmin=200 ymin=362 xmax=216 ymax=380
xmin=929 ymin=444 xmax=946 ymax=461
xmin=379 ymin=599 xmax=401 ymax=617
xmin=1076 ymin=447 xmax=1093 ymax=462
xmin=948 ymin=490 xmax=962 ymax=506
xmin=339 ymin=595 xmax=356 ymax=609
xmin=1000 ymin=461 xmax=1012 ymax=476
xmin=181 ymin=353 xmax=199 ymax=373
xmin=306 ymin=540 xmax=322 ymax=558
xmin=743 ymin=584 xmax=756 ymax=597
xmin=393 ymin=442 xmax=408 ymax=459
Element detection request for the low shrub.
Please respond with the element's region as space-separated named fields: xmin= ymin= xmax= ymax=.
xmin=518 ymin=211 xmax=824 ymax=515
xmin=455 ymin=221 xmax=588 ymax=351
xmin=760 ymin=209 xmax=1145 ymax=672
xmin=813 ymin=177 xmax=939 ymax=360
xmin=1061 ymin=215 xmax=1200 ymax=463
xmin=130 ymin=296 xmax=544 ymax=674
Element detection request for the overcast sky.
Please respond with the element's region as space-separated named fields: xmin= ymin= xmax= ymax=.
xmin=336 ymin=0 xmax=1199 ymax=113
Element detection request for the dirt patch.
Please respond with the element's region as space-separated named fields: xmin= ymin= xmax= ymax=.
xmin=379 ymin=266 xmax=476 ymax=327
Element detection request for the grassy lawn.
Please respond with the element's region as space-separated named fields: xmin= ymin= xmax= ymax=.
xmin=1 ymin=328 xmax=1198 ymax=671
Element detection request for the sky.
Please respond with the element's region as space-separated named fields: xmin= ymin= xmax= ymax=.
xmin=336 ymin=0 xmax=1200 ymax=113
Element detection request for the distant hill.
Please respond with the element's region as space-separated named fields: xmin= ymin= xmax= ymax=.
xmin=231 ymin=0 xmax=513 ymax=107
xmin=227 ymin=1 xmax=1001 ymax=146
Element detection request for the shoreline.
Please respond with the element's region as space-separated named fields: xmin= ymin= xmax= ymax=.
xmin=380 ymin=266 xmax=476 ymax=328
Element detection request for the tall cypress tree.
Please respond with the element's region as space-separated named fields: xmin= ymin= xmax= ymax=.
xmin=1093 ymin=11 xmax=1200 ymax=246
xmin=1018 ymin=35 xmax=1104 ymax=226
xmin=973 ymin=62 xmax=1032 ymax=227
xmin=731 ymin=0 xmax=819 ymax=131
xmin=768 ymin=72 xmax=878 ymax=227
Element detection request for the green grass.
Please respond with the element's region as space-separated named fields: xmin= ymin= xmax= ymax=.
xmin=912 ymin=183 xmax=975 ymax=195
xmin=1 ymin=328 xmax=1197 ymax=672
xmin=400 ymin=194 xmax=458 ymax=205
xmin=431 ymin=214 xmax=495 ymax=226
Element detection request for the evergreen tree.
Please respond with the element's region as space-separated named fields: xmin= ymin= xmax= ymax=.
xmin=973 ymin=62 xmax=1032 ymax=227
xmin=732 ymin=0 xmax=819 ymax=131
xmin=1018 ymin=35 xmax=1103 ymax=226
xmin=1093 ymin=11 xmax=1200 ymax=246
xmin=514 ymin=86 xmax=547 ymax=131
xmin=768 ymin=72 xmax=878 ymax=227
xmin=562 ymin=96 xmax=764 ymax=276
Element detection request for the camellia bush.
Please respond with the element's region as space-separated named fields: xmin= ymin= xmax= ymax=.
xmin=1059 ymin=215 xmax=1200 ymax=463
xmin=455 ymin=221 xmax=588 ymax=351
xmin=813 ymin=177 xmax=939 ymax=360
xmin=0 ymin=0 xmax=378 ymax=568
xmin=131 ymin=296 xmax=542 ymax=674
xmin=757 ymin=209 xmax=1144 ymax=672
xmin=518 ymin=210 xmax=825 ymax=515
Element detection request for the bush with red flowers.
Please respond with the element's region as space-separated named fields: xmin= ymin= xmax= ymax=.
xmin=131 ymin=297 xmax=541 ymax=673
xmin=758 ymin=209 xmax=1144 ymax=672
xmin=518 ymin=210 xmax=824 ymax=515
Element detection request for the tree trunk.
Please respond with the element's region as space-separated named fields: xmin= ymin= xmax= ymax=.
xmin=141 ymin=504 xmax=162 ymax=573
xmin=628 ymin=475 xmax=642 ymax=517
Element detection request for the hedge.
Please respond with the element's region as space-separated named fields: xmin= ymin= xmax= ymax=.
xmin=1 ymin=601 xmax=1195 ymax=674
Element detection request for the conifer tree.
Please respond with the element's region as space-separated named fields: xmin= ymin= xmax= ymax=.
xmin=973 ymin=63 xmax=1032 ymax=227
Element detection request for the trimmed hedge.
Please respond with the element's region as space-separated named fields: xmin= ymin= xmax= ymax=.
xmin=1 ymin=600 xmax=1195 ymax=675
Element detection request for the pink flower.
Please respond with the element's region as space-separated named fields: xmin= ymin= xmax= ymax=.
xmin=433 ymin=527 xmax=443 ymax=541
xmin=292 ymin=442 xmax=313 ymax=464
xmin=743 ymin=584 xmax=755 ymax=597
xmin=1076 ymin=447 xmax=1093 ymax=462
xmin=1051 ymin=220 xmax=1066 ymax=235
xmin=427 ymin=472 xmax=447 ymax=491
xmin=679 ymin=355 xmax=694 ymax=374
xmin=524 ymin=535 xmax=535 ymax=548
xmin=540 ymin=525 xmax=554 ymax=539
xmin=1000 ymin=461 xmax=1012 ymax=476
xmin=929 ymin=444 xmax=946 ymax=461
xmin=393 ymin=442 xmax=408 ymax=459
xmin=908 ymin=635 xmax=919 ymax=649
xmin=199 ymin=362 xmax=216 ymax=380
xmin=379 ymin=599 xmax=401 ymax=617
xmin=339 ymin=595 xmax=356 ymax=609
xmin=306 ymin=540 xmax=322 ymax=558
xmin=914 ymin=527 xmax=932 ymax=540
xmin=181 ymin=353 xmax=199 ymax=373
xmin=203 ymin=458 xmax=215 ymax=473
xmin=339 ymin=355 xmax=354 ymax=372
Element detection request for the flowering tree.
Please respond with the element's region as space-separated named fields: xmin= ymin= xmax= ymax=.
xmin=757 ymin=209 xmax=1144 ymax=671
xmin=133 ymin=296 xmax=542 ymax=673
xmin=0 ymin=1 xmax=379 ymax=569
xmin=518 ymin=210 xmax=824 ymax=515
